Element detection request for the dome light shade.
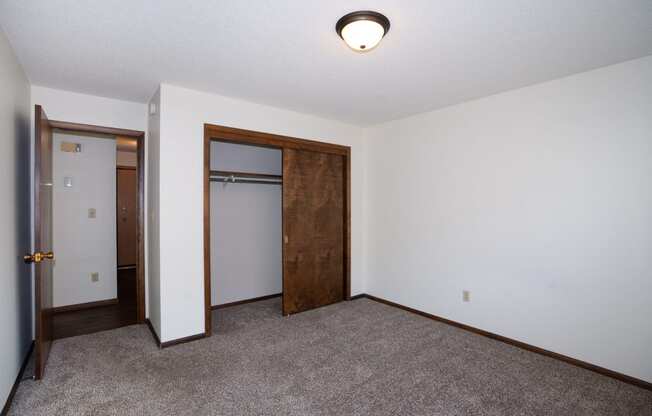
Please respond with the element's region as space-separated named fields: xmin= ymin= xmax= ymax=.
xmin=336 ymin=11 xmax=390 ymax=52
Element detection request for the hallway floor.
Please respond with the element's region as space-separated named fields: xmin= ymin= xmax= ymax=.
xmin=52 ymin=269 xmax=137 ymax=339
xmin=9 ymin=297 xmax=652 ymax=415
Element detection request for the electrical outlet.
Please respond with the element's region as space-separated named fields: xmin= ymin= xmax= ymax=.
xmin=91 ymin=272 xmax=99 ymax=282
xmin=463 ymin=290 xmax=470 ymax=302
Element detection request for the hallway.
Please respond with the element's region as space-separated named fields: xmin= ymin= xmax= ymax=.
xmin=53 ymin=269 xmax=137 ymax=339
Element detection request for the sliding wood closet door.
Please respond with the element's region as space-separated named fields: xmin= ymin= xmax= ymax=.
xmin=283 ymin=148 xmax=344 ymax=315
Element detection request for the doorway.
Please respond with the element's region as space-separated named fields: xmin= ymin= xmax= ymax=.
xmin=203 ymin=124 xmax=351 ymax=336
xmin=30 ymin=107 xmax=145 ymax=379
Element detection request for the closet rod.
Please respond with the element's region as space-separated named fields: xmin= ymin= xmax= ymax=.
xmin=210 ymin=170 xmax=282 ymax=180
xmin=209 ymin=176 xmax=282 ymax=185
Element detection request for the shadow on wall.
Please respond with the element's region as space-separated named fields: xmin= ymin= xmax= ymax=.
xmin=13 ymin=111 xmax=32 ymax=347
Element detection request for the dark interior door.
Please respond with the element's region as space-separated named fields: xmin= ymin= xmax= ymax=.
xmin=282 ymin=148 xmax=344 ymax=315
xmin=33 ymin=105 xmax=54 ymax=379
xmin=117 ymin=167 xmax=137 ymax=267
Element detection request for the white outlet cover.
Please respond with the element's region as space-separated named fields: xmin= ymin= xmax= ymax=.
xmin=64 ymin=176 xmax=73 ymax=188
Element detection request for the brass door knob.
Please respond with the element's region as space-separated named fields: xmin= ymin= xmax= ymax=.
xmin=24 ymin=251 xmax=55 ymax=264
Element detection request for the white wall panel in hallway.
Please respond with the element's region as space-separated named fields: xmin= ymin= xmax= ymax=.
xmin=52 ymin=132 xmax=117 ymax=307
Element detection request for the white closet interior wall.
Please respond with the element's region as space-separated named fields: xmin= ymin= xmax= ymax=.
xmin=210 ymin=141 xmax=282 ymax=306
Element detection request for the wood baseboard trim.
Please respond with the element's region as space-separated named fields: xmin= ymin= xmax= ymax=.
xmin=357 ymin=294 xmax=652 ymax=392
xmin=161 ymin=333 xmax=206 ymax=348
xmin=145 ymin=319 xmax=205 ymax=349
xmin=1 ymin=341 xmax=34 ymax=416
xmin=145 ymin=319 xmax=161 ymax=347
xmin=349 ymin=294 xmax=366 ymax=301
xmin=52 ymin=298 xmax=118 ymax=314
xmin=211 ymin=293 xmax=282 ymax=310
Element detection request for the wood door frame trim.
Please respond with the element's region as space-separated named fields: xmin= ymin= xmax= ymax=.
xmin=204 ymin=124 xmax=350 ymax=156
xmin=203 ymin=124 xmax=352 ymax=334
xmin=49 ymin=120 xmax=144 ymax=137
xmin=203 ymin=132 xmax=212 ymax=335
xmin=48 ymin=118 xmax=147 ymax=324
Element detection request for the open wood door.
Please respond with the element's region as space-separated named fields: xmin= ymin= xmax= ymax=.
xmin=27 ymin=105 xmax=55 ymax=379
xmin=117 ymin=167 xmax=138 ymax=267
xmin=282 ymin=149 xmax=345 ymax=315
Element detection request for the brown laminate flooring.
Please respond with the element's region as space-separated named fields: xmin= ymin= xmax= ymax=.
xmin=52 ymin=268 xmax=137 ymax=340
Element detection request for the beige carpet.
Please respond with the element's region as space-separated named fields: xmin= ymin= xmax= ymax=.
xmin=9 ymin=297 xmax=652 ymax=415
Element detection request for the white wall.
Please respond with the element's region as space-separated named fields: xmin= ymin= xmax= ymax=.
xmin=212 ymin=141 xmax=282 ymax=173
xmin=210 ymin=142 xmax=282 ymax=306
xmin=52 ymin=132 xmax=117 ymax=307
xmin=155 ymin=84 xmax=366 ymax=342
xmin=0 ymin=28 xmax=32 ymax=408
xmin=147 ymin=88 xmax=161 ymax=336
xmin=22 ymin=55 xmax=651 ymax=386
xmin=365 ymin=56 xmax=652 ymax=383
xmin=31 ymin=86 xmax=149 ymax=315
xmin=31 ymin=86 xmax=147 ymax=131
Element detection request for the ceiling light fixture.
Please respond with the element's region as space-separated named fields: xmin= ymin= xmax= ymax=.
xmin=336 ymin=11 xmax=390 ymax=52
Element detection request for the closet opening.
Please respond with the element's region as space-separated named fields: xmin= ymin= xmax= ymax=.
xmin=208 ymin=140 xmax=284 ymax=316
xmin=203 ymin=124 xmax=351 ymax=336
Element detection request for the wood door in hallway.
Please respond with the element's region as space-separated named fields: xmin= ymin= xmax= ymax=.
xmin=32 ymin=105 xmax=55 ymax=379
xmin=282 ymin=148 xmax=345 ymax=315
xmin=117 ymin=167 xmax=137 ymax=267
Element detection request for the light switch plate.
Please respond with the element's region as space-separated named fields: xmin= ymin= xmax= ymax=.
xmin=91 ymin=272 xmax=99 ymax=282
xmin=64 ymin=176 xmax=73 ymax=188
xmin=88 ymin=208 xmax=96 ymax=219
xmin=463 ymin=290 xmax=470 ymax=302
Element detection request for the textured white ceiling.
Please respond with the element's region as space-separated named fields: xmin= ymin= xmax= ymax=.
xmin=1 ymin=1 xmax=651 ymax=125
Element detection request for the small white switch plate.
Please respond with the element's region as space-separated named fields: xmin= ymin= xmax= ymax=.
xmin=91 ymin=272 xmax=99 ymax=282
xmin=88 ymin=208 xmax=96 ymax=219
xmin=463 ymin=290 xmax=470 ymax=302
xmin=64 ymin=177 xmax=73 ymax=188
